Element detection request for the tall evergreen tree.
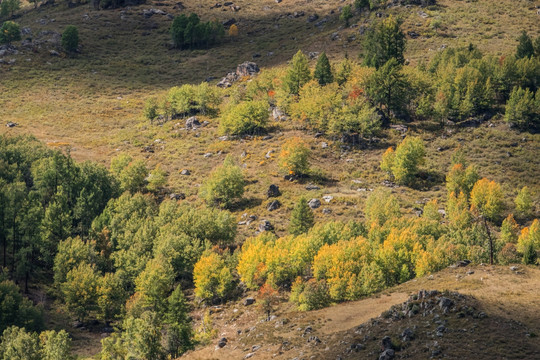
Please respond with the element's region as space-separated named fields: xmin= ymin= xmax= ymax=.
xmin=516 ymin=31 xmax=534 ymax=59
xmin=285 ymin=50 xmax=311 ymax=95
xmin=289 ymin=197 xmax=314 ymax=236
xmin=313 ymin=52 xmax=333 ymax=86
xmin=363 ymin=15 xmax=406 ymax=69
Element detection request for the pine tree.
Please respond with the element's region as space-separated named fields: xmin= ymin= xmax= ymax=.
xmin=340 ymin=5 xmax=353 ymax=27
xmin=313 ymin=52 xmax=333 ymax=86
xmin=289 ymin=197 xmax=314 ymax=236
xmin=285 ymin=50 xmax=311 ymax=95
xmin=516 ymin=31 xmax=534 ymax=59
xmin=363 ymin=15 xmax=406 ymax=68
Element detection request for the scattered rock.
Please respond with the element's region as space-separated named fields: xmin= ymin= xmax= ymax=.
xmin=6 ymin=122 xmax=17 ymax=128
xmin=236 ymin=61 xmax=260 ymax=77
xmin=321 ymin=142 xmax=329 ymax=149
xmin=439 ymin=297 xmax=454 ymax=313
xmin=169 ymin=193 xmax=186 ymax=200
xmin=244 ymin=297 xmax=256 ymax=306
xmin=258 ymin=220 xmax=274 ymax=232
xmin=307 ymin=14 xmax=319 ymax=22
xmin=305 ymin=184 xmax=320 ymax=190
xmin=322 ymin=208 xmax=332 ymax=214
xmin=379 ymin=349 xmax=395 ymax=360
xmin=265 ymin=150 xmax=274 ymax=159
xmin=272 ymin=107 xmax=288 ymax=121
xmin=49 ymin=50 xmax=60 ymax=56
xmin=222 ymin=18 xmax=236 ymax=26
xmin=267 ymin=184 xmax=281 ymax=198
xmin=322 ymin=195 xmax=333 ymax=203
xmin=381 ymin=336 xmax=393 ymax=350
xmin=407 ymin=31 xmax=420 ymax=39
xmin=401 ymin=328 xmax=414 ymax=341
xmin=185 ymin=116 xmax=200 ymax=129
xmin=510 ymin=266 xmax=519 ymax=271
xmin=217 ymin=337 xmax=228 ymax=348
xmin=307 ymin=335 xmax=321 ymax=344
xmin=251 ymin=345 xmax=261 ymax=351
xmin=456 ymin=259 xmax=471 ymax=267
xmin=244 ymin=353 xmax=254 ymax=359
xmin=308 ymin=198 xmax=321 ymax=209
xmin=180 ymin=169 xmax=190 ymax=176
xmin=267 ymin=200 xmax=281 ymax=211
xmin=203 ymin=153 xmax=213 ymax=158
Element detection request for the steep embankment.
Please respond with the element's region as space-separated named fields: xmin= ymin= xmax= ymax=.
xmin=183 ymin=265 xmax=540 ymax=359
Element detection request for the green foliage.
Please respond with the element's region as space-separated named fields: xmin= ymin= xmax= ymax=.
xmin=61 ymin=26 xmax=79 ymax=53
xmin=122 ymin=311 xmax=163 ymax=360
xmin=164 ymin=286 xmax=192 ymax=357
xmin=278 ymin=137 xmax=311 ymax=176
xmin=0 ymin=21 xmax=20 ymax=44
xmin=97 ymin=272 xmax=126 ymax=323
xmin=53 ymin=237 xmax=97 ymax=286
xmin=193 ymin=251 xmax=234 ymax=302
xmin=334 ymin=56 xmax=353 ymax=86
xmin=39 ymin=330 xmax=73 ymax=360
xmin=364 ymin=188 xmax=400 ymax=226
xmin=171 ymin=13 xmax=224 ymax=49
xmin=289 ymin=197 xmax=314 ymax=236
xmin=340 ymin=5 xmax=353 ymax=27
xmin=504 ymin=87 xmax=539 ymax=130
xmin=0 ymin=0 xmax=20 ymax=18
xmin=200 ymin=156 xmax=245 ymax=208
xmin=290 ymin=81 xmax=341 ymax=132
xmin=219 ymin=100 xmax=268 ymax=136
xmin=354 ymin=0 xmax=370 ymax=9
xmin=285 ymin=50 xmax=311 ymax=95
xmin=516 ymin=31 xmax=534 ymax=59
xmin=62 ymin=263 xmax=99 ymax=321
xmin=515 ymin=186 xmax=533 ymax=219
xmin=135 ymin=257 xmax=174 ymax=313
xmin=329 ymin=100 xmax=381 ymax=138
xmin=0 ymin=277 xmax=43 ymax=333
xmin=0 ymin=326 xmax=40 ymax=360
xmin=366 ymin=58 xmax=410 ymax=119
xmin=146 ymin=165 xmax=168 ymax=193
xmin=381 ymin=137 xmax=425 ymax=185
xmin=290 ymin=278 xmax=331 ymax=311
xmin=166 ymin=83 xmax=221 ymax=118
xmin=500 ymin=214 xmax=520 ymax=245
xmin=313 ymin=52 xmax=333 ymax=85
xmin=363 ymin=15 xmax=406 ymax=68
xmin=110 ymin=154 xmax=148 ymax=193
xmin=143 ymin=98 xmax=159 ymax=123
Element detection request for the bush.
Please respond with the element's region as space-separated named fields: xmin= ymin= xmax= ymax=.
xmin=200 ymin=156 xmax=245 ymax=208
xmin=504 ymin=87 xmax=539 ymax=130
xmin=278 ymin=137 xmax=311 ymax=176
xmin=61 ymin=25 xmax=79 ymax=53
xmin=219 ymin=100 xmax=268 ymax=136
xmin=340 ymin=5 xmax=353 ymax=27
xmin=380 ymin=136 xmax=425 ymax=185
xmin=329 ymin=101 xmax=381 ymax=138
xmin=0 ymin=278 xmax=44 ymax=333
xmin=290 ymin=278 xmax=331 ymax=311
xmin=143 ymin=98 xmax=159 ymax=123
xmin=290 ymin=81 xmax=341 ymax=132
xmin=0 ymin=21 xmax=20 ymax=45
xmin=0 ymin=0 xmax=20 ymax=18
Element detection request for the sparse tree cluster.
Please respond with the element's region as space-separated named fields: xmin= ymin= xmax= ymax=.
xmin=171 ymin=13 xmax=225 ymax=49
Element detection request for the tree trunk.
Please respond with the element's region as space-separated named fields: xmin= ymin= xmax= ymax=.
xmin=483 ymin=216 xmax=494 ymax=265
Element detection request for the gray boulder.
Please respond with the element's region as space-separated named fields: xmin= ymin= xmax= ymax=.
xmin=308 ymin=198 xmax=321 ymax=209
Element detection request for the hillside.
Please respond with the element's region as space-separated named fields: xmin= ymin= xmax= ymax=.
xmin=0 ymin=0 xmax=539 ymax=359
xmin=184 ymin=264 xmax=540 ymax=360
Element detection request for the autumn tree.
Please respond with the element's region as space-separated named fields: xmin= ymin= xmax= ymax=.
xmin=470 ymin=178 xmax=504 ymax=264
xmin=313 ymin=52 xmax=333 ymax=85
xmin=517 ymin=219 xmax=539 ymax=265
xmin=0 ymin=326 xmax=40 ymax=360
xmin=193 ymin=251 xmax=234 ymax=303
xmin=134 ymin=257 xmax=174 ymax=313
xmin=219 ymin=100 xmax=269 ymax=136
xmin=446 ymin=163 xmax=479 ymax=199
xmin=364 ymin=188 xmax=400 ymax=226
xmin=284 ymin=50 xmax=311 ymax=95
xmin=289 ymin=197 xmax=314 ymax=236
xmin=228 ymin=24 xmax=238 ymax=38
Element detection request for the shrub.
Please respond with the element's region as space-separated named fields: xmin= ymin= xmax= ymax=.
xmin=290 ymin=278 xmax=331 ymax=311
xmin=504 ymin=87 xmax=539 ymax=130
xmin=146 ymin=165 xmax=168 ymax=193
xmin=0 ymin=21 xmax=20 ymax=45
xmin=278 ymin=137 xmax=311 ymax=176
xmin=61 ymin=25 xmax=79 ymax=53
xmin=470 ymin=178 xmax=504 ymax=222
xmin=219 ymin=100 xmax=268 ymax=136
xmin=328 ymin=101 xmax=381 ymax=138
xmin=144 ymin=98 xmax=159 ymax=123
xmin=199 ymin=156 xmax=244 ymax=208
xmin=0 ymin=0 xmax=20 ymax=18
xmin=340 ymin=5 xmax=353 ymax=27
xmin=498 ymin=243 xmax=520 ymax=265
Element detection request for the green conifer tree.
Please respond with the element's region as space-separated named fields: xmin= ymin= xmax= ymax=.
xmin=313 ymin=52 xmax=333 ymax=86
